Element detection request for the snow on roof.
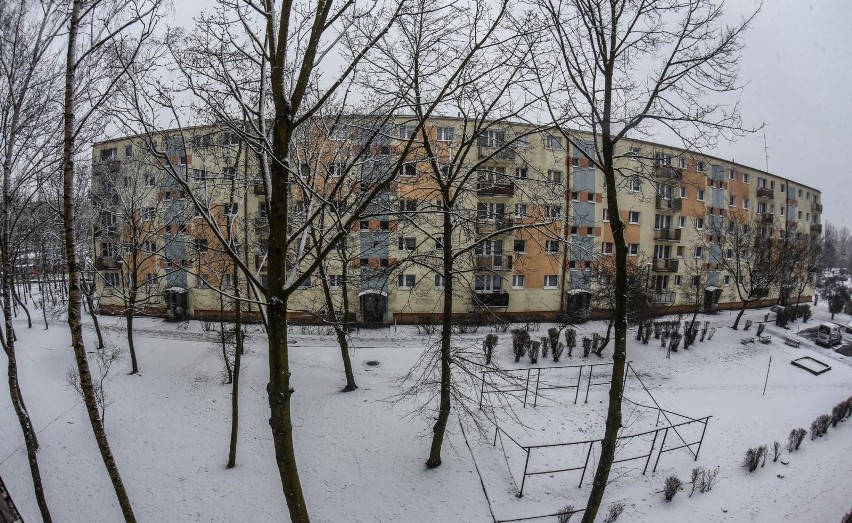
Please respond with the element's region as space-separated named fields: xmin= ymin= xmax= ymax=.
xmin=164 ymin=287 xmax=187 ymax=293
xmin=705 ymin=286 xmax=720 ymax=292
xmin=568 ymin=289 xmax=591 ymax=295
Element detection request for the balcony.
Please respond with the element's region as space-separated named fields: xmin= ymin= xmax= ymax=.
xmin=812 ymin=202 xmax=823 ymax=213
xmin=811 ymin=223 xmax=823 ymax=234
xmin=254 ymin=215 xmax=269 ymax=230
xmin=654 ymin=165 xmax=683 ymax=181
xmin=255 ymin=254 xmax=267 ymax=270
xmin=95 ymin=256 xmax=120 ymax=270
xmin=94 ymin=225 xmax=118 ymax=238
xmin=653 ymin=228 xmax=682 ymax=242
xmin=94 ymin=159 xmax=121 ymax=176
xmin=650 ymin=290 xmax=676 ymax=304
xmin=652 ymin=258 xmax=679 ymax=273
xmin=475 ymin=218 xmax=514 ymax=235
xmin=477 ymin=181 xmax=515 ymax=197
xmin=478 ymin=145 xmax=516 ymax=160
xmin=474 ymin=254 xmax=513 ymax=271
xmin=757 ymin=212 xmax=774 ymax=224
xmin=655 ymin=196 xmax=682 ymax=212
xmin=756 ymin=187 xmax=774 ymax=200
xmin=472 ymin=292 xmax=510 ymax=308
xmin=254 ymin=183 xmax=266 ymax=196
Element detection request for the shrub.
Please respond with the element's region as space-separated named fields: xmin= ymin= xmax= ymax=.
xmin=511 ymin=329 xmax=529 ymax=362
xmin=540 ymin=336 xmax=550 ymax=359
xmin=759 ymin=444 xmax=767 ymax=467
xmin=529 ymin=341 xmax=540 ymax=364
xmin=602 ymin=502 xmax=624 ymax=523
xmin=547 ymin=327 xmax=560 ymax=350
xmin=811 ymin=414 xmax=831 ymax=439
xmin=841 ymin=507 xmax=852 ymax=523
xmin=832 ymin=404 xmax=844 ymax=427
xmin=663 ymin=475 xmax=682 ymax=501
xmin=772 ymin=441 xmax=782 ymax=462
xmin=743 ymin=447 xmax=762 ymax=473
xmin=698 ymin=466 xmax=721 ymax=493
xmin=483 ymin=334 xmax=498 ymax=365
xmin=552 ymin=342 xmax=564 ymax=362
xmin=557 ymin=504 xmax=575 ymax=523
xmin=787 ymin=428 xmax=807 ymax=452
xmin=564 ymin=328 xmax=576 ymax=357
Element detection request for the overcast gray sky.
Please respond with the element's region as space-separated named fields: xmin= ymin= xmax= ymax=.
xmin=173 ymin=0 xmax=851 ymax=229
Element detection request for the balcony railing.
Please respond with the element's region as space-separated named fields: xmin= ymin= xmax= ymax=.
xmin=477 ymin=181 xmax=515 ymax=197
xmin=653 ymin=228 xmax=682 ymax=242
xmin=652 ymin=258 xmax=679 ymax=273
xmin=757 ymin=212 xmax=774 ymax=224
xmin=655 ymin=196 xmax=682 ymax=212
xmin=812 ymin=202 xmax=823 ymax=213
xmin=650 ymin=290 xmax=676 ymax=304
xmin=654 ymin=165 xmax=683 ymax=181
xmin=474 ymin=218 xmax=513 ymax=235
xmin=254 ymin=216 xmax=269 ymax=230
xmin=95 ymin=256 xmax=120 ymax=270
xmin=474 ymin=254 xmax=512 ymax=271
xmin=472 ymin=292 xmax=510 ymax=308
xmin=478 ymin=146 xmax=516 ymax=160
xmin=94 ymin=225 xmax=118 ymax=237
xmin=811 ymin=223 xmax=823 ymax=234
xmin=756 ymin=187 xmax=774 ymax=199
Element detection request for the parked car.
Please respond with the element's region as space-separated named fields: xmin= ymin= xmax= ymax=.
xmin=816 ymin=322 xmax=843 ymax=347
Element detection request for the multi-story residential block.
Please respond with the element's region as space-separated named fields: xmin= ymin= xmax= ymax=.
xmin=91 ymin=118 xmax=821 ymax=323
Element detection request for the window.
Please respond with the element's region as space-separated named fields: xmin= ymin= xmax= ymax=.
xmin=674 ymin=275 xmax=683 ymax=287
xmin=402 ymin=163 xmax=416 ymax=177
xmin=780 ymin=207 xmax=785 ymax=216
xmin=438 ymin=165 xmax=450 ymax=178
xmin=629 ymin=177 xmax=641 ymax=192
xmin=194 ymin=238 xmax=208 ymax=253
xmin=514 ymin=240 xmax=526 ymax=254
xmin=781 ymin=184 xmax=786 ymax=193
xmin=654 ymin=152 xmax=672 ymax=167
xmin=329 ymin=126 xmax=347 ymax=141
xmin=515 ymin=166 xmax=528 ymax=180
xmin=627 ymin=146 xmax=641 ymax=157
xmin=547 ymin=170 xmax=562 ymax=184
xmin=678 ymin=216 xmax=686 ymax=228
xmin=743 ymin=173 xmax=749 ymax=184
xmin=697 ymin=189 xmax=705 ymax=201
xmin=144 ymin=172 xmax=156 ymax=186
xmin=196 ymin=274 xmax=210 ymax=288
xmin=697 ymin=161 xmax=705 ymax=172
xmin=327 ymin=163 xmax=345 ymax=177
xmin=571 ymin=157 xmax=580 ymax=167
xmin=142 ymin=207 xmax=156 ymax=221
xmin=571 ymin=192 xmax=580 ymax=201
xmin=398 ymin=126 xmax=415 ymax=140
xmin=297 ymin=275 xmax=311 ymax=289
xmin=543 ymin=275 xmax=559 ymax=289
xmin=628 ymin=211 xmax=640 ymax=224
xmin=512 ymin=275 xmax=525 ymax=289
xmin=545 ymin=205 xmax=561 ymax=219
xmin=743 ymin=198 xmax=750 ymax=209
xmin=437 ymin=126 xmax=454 ymax=141
xmin=103 ymin=272 xmax=120 ymax=288
xmin=798 ymin=211 xmax=803 ymax=219
xmin=258 ymin=202 xmax=269 ymax=218
xmin=478 ymin=129 xmax=506 ymax=148
xmin=101 ymin=242 xmax=117 ymax=257
xmin=570 ymin=226 xmax=578 ymax=235
xmin=515 ymin=203 xmax=527 ymax=217
xmin=729 ymin=169 xmax=736 ymax=181
xmin=224 ymin=202 xmax=238 ymax=216
xmin=694 ymin=246 xmax=704 ymax=258
xmin=398 ymin=199 xmax=418 ymax=212
xmin=729 ymin=195 xmax=736 ymax=207
xmin=329 ymin=275 xmax=344 ymax=289
xmin=223 ymin=167 xmax=236 ymax=180
xmin=696 ymin=217 xmax=705 ymax=230
xmin=628 ymin=244 xmax=639 ymax=256
xmin=475 ymin=274 xmax=503 ymax=292
xmin=222 ymin=132 xmax=239 ymax=145
xmin=546 ymin=240 xmax=560 ymax=254
xmin=679 ymin=158 xmax=687 ymax=169
xmin=145 ymin=273 xmax=158 ymax=289
xmin=723 ymin=274 xmax=732 ymax=286
xmin=726 ymin=248 xmax=734 ymax=259
xmin=545 ymin=134 xmax=562 ymax=150
xmin=142 ymin=241 xmax=157 ymax=252
xmin=193 ymin=169 xmax=208 ymax=182
xmin=602 ymin=208 xmax=609 ymax=222
xmin=434 ymin=236 xmax=443 ymax=250
xmin=602 ymin=242 xmax=614 ymax=255
xmin=680 ymin=186 xmax=687 ymax=198
xmin=676 ymin=246 xmax=684 ymax=257
xmin=398 ymin=237 xmax=416 ymax=252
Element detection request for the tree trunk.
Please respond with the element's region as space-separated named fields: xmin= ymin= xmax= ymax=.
xmin=84 ymin=281 xmax=104 ymax=350
xmin=732 ymin=300 xmax=748 ymax=329
xmin=125 ymin=305 xmax=138 ymax=373
xmin=11 ymin=284 xmax=32 ymax=329
xmin=316 ymin=259 xmax=357 ymax=392
xmin=219 ymin=292 xmax=232 ymax=384
xmin=227 ymin=268 xmax=242 ymax=468
xmin=37 ymin=274 xmax=48 ymax=329
xmin=62 ymin=2 xmax=136 ymax=520
xmin=427 ymin=208 xmax=453 ymax=468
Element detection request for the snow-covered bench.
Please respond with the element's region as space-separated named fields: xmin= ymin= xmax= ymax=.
xmin=785 ymin=336 xmax=801 ymax=348
xmin=741 ymin=337 xmax=755 ymax=345
xmin=759 ymin=335 xmax=772 ymax=344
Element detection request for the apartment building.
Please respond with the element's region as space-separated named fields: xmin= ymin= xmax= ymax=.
xmin=91 ymin=118 xmax=821 ymax=323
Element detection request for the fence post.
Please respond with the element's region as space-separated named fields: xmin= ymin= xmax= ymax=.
xmin=533 ymin=368 xmax=542 ymax=408
xmin=655 ymin=407 xmax=661 ymax=427
xmin=653 ymin=427 xmax=670 ymax=472
xmin=574 ymin=366 xmax=583 ymax=404
xmin=694 ymin=417 xmax=710 ymax=460
xmin=579 ymin=441 xmax=594 ymax=488
xmin=523 ymin=368 xmax=532 ymax=408
xmin=518 ymin=449 xmax=531 ymax=497
xmin=479 ymin=371 xmax=486 ymax=409
xmin=493 ymin=422 xmax=499 ymax=446
xmin=585 ymin=364 xmax=594 ymax=403
xmin=643 ymin=429 xmax=660 ymax=475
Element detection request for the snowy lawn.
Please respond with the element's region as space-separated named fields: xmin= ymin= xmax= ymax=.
xmin=1 ymin=302 xmax=851 ymax=522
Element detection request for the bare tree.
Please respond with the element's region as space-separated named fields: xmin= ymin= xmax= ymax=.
xmin=533 ymin=1 xmax=758 ymax=519
xmin=60 ymin=1 xmax=162 ymax=521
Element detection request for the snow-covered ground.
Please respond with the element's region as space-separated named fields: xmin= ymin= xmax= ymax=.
xmin=1 ymin=301 xmax=850 ymax=522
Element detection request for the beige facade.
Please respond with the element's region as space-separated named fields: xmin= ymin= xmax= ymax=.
xmin=92 ymin=118 xmax=821 ymax=323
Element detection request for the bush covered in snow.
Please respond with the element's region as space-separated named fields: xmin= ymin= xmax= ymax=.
xmin=811 ymin=414 xmax=831 ymax=439
xmin=787 ymin=428 xmax=807 ymax=452
xmin=663 ymin=475 xmax=682 ymax=501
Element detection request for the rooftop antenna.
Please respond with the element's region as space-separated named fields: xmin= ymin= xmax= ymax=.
xmin=763 ymin=133 xmax=770 ymax=172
